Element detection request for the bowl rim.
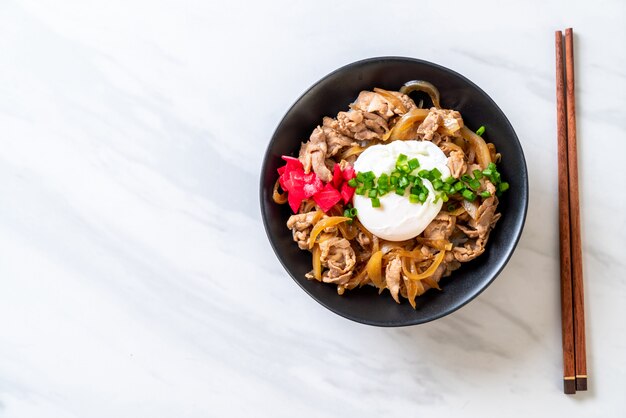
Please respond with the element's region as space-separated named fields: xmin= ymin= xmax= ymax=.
xmin=260 ymin=56 xmax=529 ymax=326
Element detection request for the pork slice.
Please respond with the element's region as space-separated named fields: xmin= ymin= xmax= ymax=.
xmin=362 ymin=111 xmax=389 ymax=135
xmin=286 ymin=211 xmax=318 ymax=250
xmin=447 ymin=150 xmax=467 ymax=179
xmin=298 ymin=127 xmax=332 ymax=182
xmin=423 ymin=213 xmax=456 ymax=240
xmin=385 ymin=256 xmax=403 ymax=303
xmin=336 ymin=110 xmax=380 ymax=141
xmin=352 ymin=91 xmax=394 ymax=119
xmin=355 ymin=231 xmax=371 ymax=248
xmin=321 ymin=117 xmax=355 ymax=157
xmin=390 ymin=91 xmax=417 ymax=112
xmin=416 ymin=108 xmax=464 ymax=141
xmin=453 ymin=237 xmax=487 ymax=262
xmin=415 ymin=108 xmax=441 ymax=141
xmin=444 ymin=252 xmax=461 ymax=276
xmin=456 ymin=224 xmax=479 ymax=239
xmin=320 ymin=237 xmax=356 ymax=284
xmin=469 ymin=181 xmax=499 ymax=239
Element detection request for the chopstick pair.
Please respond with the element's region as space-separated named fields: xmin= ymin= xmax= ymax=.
xmin=555 ymin=28 xmax=587 ymax=395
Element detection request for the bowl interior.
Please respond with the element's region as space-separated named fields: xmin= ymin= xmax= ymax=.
xmin=260 ymin=57 xmax=528 ymax=326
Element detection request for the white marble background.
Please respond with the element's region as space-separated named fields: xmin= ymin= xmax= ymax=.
xmin=1 ymin=0 xmax=625 ymax=416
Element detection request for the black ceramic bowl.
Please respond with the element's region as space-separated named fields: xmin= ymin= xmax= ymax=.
xmin=260 ymin=57 xmax=528 ymax=326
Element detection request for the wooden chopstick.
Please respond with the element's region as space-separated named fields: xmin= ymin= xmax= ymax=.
xmin=564 ymin=28 xmax=587 ymax=392
xmin=556 ymin=28 xmax=587 ymax=395
xmin=555 ymin=29 xmax=576 ymax=395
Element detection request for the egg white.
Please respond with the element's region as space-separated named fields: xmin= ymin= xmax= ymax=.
xmin=352 ymin=140 xmax=451 ymax=241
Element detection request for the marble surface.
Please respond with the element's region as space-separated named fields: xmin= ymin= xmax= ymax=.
xmin=1 ymin=0 xmax=625 ymax=416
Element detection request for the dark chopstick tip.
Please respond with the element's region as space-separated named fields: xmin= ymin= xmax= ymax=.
xmin=576 ymin=377 xmax=588 ymax=391
xmin=564 ymin=378 xmax=576 ymax=394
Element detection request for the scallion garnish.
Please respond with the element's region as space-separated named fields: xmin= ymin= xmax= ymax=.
xmin=476 ymin=125 xmax=486 ymax=136
xmin=353 ymin=153 xmax=509 ymax=207
xmin=462 ymin=189 xmax=476 ymax=202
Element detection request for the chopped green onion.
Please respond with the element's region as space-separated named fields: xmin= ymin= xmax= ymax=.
xmin=482 ymin=168 xmax=493 ymax=176
xmin=344 ymin=209 xmax=351 ymax=217
xmin=371 ymin=197 xmax=380 ymax=208
xmin=480 ymin=191 xmax=492 ymax=198
xmin=395 ymin=187 xmax=406 ymax=196
xmin=347 ymin=178 xmax=358 ymax=188
xmin=356 ymin=172 xmax=365 ymax=182
xmin=350 ymin=207 xmax=358 ymax=217
xmin=355 ymin=186 xmax=365 ymax=195
xmin=461 ymin=174 xmax=472 ymax=183
xmin=447 ymin=204 xmax=456 ymax=212
xmin=499 ymin=182 xmax=509 ymax=192
xmin=368 ymin=189 xmax=378 ymax=198
xmin=473 ymin=169 xmax=483 ymax=180
xmin=398 ymin=176 xmax=409 ymax=188
xmin=469 ymin=179 xmax=481 ymax=190
xmin=442 ymin=183 xmax=451 ymax=193
xmin=418 ymin=193 xmax=427 ymax=203
xmin=476 ymin=125 xmax=486 ymax=136
xmin=430 ymin=168 xmax=442 ymax=179
xmin=397 ymin=154 xmax=408 ymax=164
xmin=408 ymin=158 xmax=419 ymax=171
xmin=364 ymin=171 xmax=376 ymax=181
xmin=409 ymin=194 xmax=420 ymax=204
xmin=418 ymin=169 xmax=430 ymax=178
xmin=453 ymin=181 xmax=465 ymax=192
xmin=441 ymin=193 xmax=449 ymax=202
xmin=432 ymin=179 xmax=444 ymax=190
xmin=445 ymin=176 xmax=457 ymax=184
xmin=462 ymin=189 xmax=476 ymax=202
xmin=390 ymin=176 xmax=399 ymax=186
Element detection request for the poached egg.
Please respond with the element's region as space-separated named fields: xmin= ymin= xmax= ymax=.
xmin=353 ymin=140 xmax=451 ymax=241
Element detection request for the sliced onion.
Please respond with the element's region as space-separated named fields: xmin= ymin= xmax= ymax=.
xmin=460 ymin=126 xmax=492 ymax=169
xmin=386 ymin=108 xmax=430 ymax=141
xmin=301 ymin=199 xmax=317 ymax=213
xmin=312 ymin=244 xmax=322 ymax=281
xmin=400 ymin=80 xmax=441 ymax=109
xmin=366 ymin=250 xmax=385 ymax=289
xmin=439 ymin=141 xmax=464 ymax=156
xmin=308 ymin=216 xmax=350 ymax=249
xmin=415 ymin=238 xmax=453 ymax=251
xmin=373 ymin=88 xmax=407 ymax=113
xmin=337 ymin=220 xmax=359 ymax=241
xmin=272 ymin=179 xmax=288 ymax=204
xmin=339 ymin=145 xmax=366 ymax=160
xmin=461 ymin=199 xmax=479 ymax=220
xmin=447 ymin=206 xmax=466 ymax=216
xmin=403 ymin=250 xmax=446 ymax=281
